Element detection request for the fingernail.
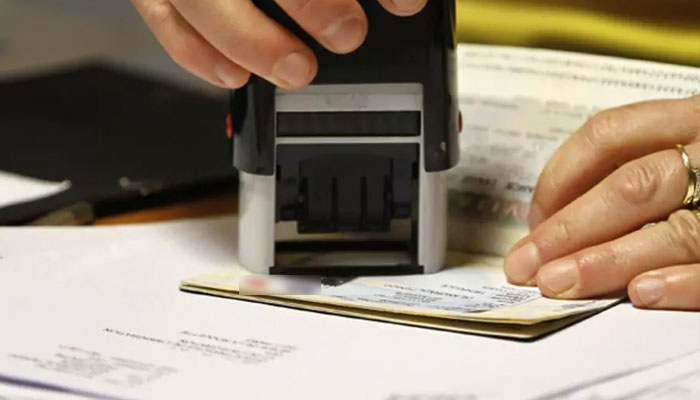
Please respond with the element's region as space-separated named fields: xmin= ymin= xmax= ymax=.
xmin=528 ymin=203 xmax=545 ymax=229
xmin=321 ymin=16 xmax=366 ymax=54
xmin=272 ymin=51 xmax=313 ymax=88
xmin=538 ymin=259 xmax=579 ymax=295
xmin=392 ymin=0 xmax=423 ymax=12
xmin=504 ymin=242 xmax=542 ymax=284
xmin=215 ymin=64 xmax=243 ymax=88
xmin=634 ymin=278 xmax=665 ymax=306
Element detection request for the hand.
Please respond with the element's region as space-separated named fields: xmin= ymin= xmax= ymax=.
xmin=504 ymin=95 xmax=700 ymax=311
xmin=131 ymin=0 xmax=426 ymax=89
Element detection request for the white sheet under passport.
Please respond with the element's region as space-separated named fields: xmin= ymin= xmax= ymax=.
xmin=1 ymin=217 xmax=699 ymax=400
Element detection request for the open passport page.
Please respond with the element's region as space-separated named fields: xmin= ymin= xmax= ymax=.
xmin=181 ymin=44 xmax=700 ymax=339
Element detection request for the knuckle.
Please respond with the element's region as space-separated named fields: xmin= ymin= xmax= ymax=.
xmin=536 ymin=216 xmax=575 ymax=257
xmin=575 ymin=249 xmax=611 ymax=285
xmin=228 ymin=72 xmax=251 ymax=89
xmin=688 ymin=93 xmax=700 ymax=111
xmin=688 ymin=95 xmax=700 ymax=136
xmin=284 ymin=0 xmax=313 ymax=13
xmin=583 ymin=110 xmax=620 ymax=153
xmin=540 ymin=161 xmax=558 ymax=191
xmin=536 ymin=158 xmax=562 ymax=202
xmin=283 ymin=0 xmax=357 ymax=19
xmin=578 ymin=245 xmax=631 ymax=281
xmin=168 ymin=44 xmax=200 ymax=71
xmin=139 ymin=0 xmax=175 ymax=25
xmin=688 ymin=282 xmax=700 ymax=308
xmin=691 ymin=288 xmax=700 ymax=309
xmin=664 ymin=210 xmax=700 ymax=259
xmin=610 ymin=160 xmax=661 ymax=206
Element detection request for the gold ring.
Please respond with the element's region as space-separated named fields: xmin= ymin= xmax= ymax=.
xmin=676 ymin=145 xmax=700 ymax=208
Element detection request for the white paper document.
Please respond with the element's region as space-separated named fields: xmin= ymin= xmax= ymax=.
xmin=1 ymin=217 xmax=699 ymax=400
xmin=0 ymin=171 xmax=70 ymax=210
xmin=539 ymin=350 xmax=700 ymax=400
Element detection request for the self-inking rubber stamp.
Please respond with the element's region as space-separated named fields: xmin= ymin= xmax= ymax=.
xmin=229 ymin=0 xmax=459 ymax=276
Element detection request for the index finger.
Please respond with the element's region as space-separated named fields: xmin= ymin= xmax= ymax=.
xmin=171 ymin=0 xmax=318 ymax=89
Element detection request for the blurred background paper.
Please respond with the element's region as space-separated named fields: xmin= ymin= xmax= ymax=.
xmin=457 ymin=0 xmax=700 ymax=67
xmin=0 ymin=171 xmax=70 ymax=209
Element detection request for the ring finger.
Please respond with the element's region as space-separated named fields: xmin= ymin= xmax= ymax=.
xmin=629 ymin=264 xmax=700 ymax=310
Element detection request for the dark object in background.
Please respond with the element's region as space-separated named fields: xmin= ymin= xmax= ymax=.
xmin=0 ymin=65 xmax=236 ymax=225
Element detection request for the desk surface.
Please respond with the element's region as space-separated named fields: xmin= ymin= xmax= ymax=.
xmin=95 ymin=190 xmax=238 ymax=225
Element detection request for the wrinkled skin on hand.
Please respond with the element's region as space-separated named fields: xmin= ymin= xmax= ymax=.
xmin=504 ymin=95 xmax=700 ymax=311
